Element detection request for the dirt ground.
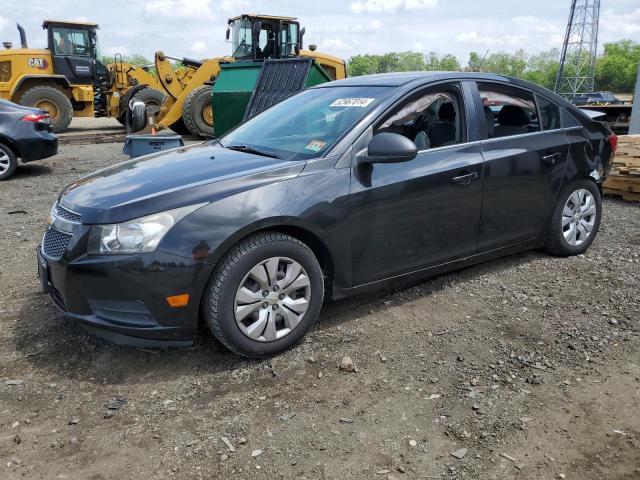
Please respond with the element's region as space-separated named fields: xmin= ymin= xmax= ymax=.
xmin=1 ymin=134 xmax=639 ymax=480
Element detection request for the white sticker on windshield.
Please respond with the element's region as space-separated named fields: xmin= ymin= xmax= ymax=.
xmin=330 ymin=98 xmax=375 ymax=108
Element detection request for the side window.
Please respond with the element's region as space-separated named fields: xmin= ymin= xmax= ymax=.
xmin=478 ymin=83 xmax=539 ymax=139
xmin=535 ymin=94 xmax=561 ymax=130
xmin=561 ymin=109 xmax=581 ymax=128
xmin=375 ymin=86 xmax=464 ymax=150
xmin=53 ymin=28 xmax=90 ymax=56
xmin=321 ymin=64 xmax=337 ymax=81
xmin=280 ymin=24 xmax=298 ymax=56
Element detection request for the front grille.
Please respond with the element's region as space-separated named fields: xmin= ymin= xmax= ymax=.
xmin=42 ymin=228 xmax=72 ymax=259
xmin=0 ymin=61 xmax=11 ymax=83
xmin=54 ymin=203 xmax=81 ymax=223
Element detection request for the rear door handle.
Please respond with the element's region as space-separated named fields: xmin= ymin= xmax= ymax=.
xmin=541 ymin=152 xmax=561 ymax=165
xmin=451 ymin=171 xmax=479 ymax=186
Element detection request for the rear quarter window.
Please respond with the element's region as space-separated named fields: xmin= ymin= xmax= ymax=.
xmin=561 ymin=109 xmax=582 ymax=128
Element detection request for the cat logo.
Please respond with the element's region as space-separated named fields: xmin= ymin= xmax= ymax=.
xmin=28 ymin=58 xmax=49 ymax=70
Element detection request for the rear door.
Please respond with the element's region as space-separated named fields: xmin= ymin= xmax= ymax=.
xmin=474 ymin=82 xmax=569 ymax=251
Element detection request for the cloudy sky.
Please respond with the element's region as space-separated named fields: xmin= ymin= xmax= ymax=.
xmin=1 ymin=0 xmax=639 ymax=63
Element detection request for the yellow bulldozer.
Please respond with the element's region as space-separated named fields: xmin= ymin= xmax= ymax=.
xmin=0 ymin=15 xmax=346 ymax=137
xmin=0 ymin=20 xmax=165 ymax=133
xmin=148 ymin=14 xmax=347 ymax=137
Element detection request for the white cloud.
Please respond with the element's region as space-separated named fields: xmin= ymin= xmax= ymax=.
xmin=405 ymin=0 xmax=438 ymax=10
xmin=0 ymin=15 xmax=9 ymax=32
xmin=219 ymin=0 xmax=249 ymax=12
xmin=350 ymin=0 xmax=437 ymax=14
xmin=145 ymin=0 xmax=214 ymax=18
xmin=601 ymin=8 xmax=640 ymax=36
xmin=348 ymin=20 xmax=383 ymax=34
xmin=191 ymin=40 xmax=206 ymax=52
xmin=103 ymin=45 xmax=131 ymax=57
xmin=511 ymin=15 xmax=560 ymax=35
xmin=454 ymin=15 xmax=565 ymax=51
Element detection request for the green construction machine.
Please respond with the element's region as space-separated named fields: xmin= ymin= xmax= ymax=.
xmin=211 ymin=14 xmax=345 ymax=137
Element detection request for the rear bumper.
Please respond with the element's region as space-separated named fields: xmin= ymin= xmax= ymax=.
xmin=18 ymin=134 xmax=58 ymax=162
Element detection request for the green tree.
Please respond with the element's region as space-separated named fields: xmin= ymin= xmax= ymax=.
xmin=595 ymin=40 xmax=640 ymax=92
xmin=348 ymin=51 xmax=460 ymax=76
xmin=396 ymin=51 xmax=426 ymax=71
xmin=522 ymin=49 xmax=560 ymax=90
xmin=100 ymin=53 xmax=152 ymax=67
xmin=347 ymin=54 xmax=382 ymax=76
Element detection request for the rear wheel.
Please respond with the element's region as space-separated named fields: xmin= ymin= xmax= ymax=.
xmin=0 ymin=143 xmax=17 ymax=180
xmin=204 ymin=232 xmax=324 ymax=358
xmin=19 ymin=86 xmax=72 ymax=133
xmin=544 ymin=179 xmax=602 ymax=256
xmin=182 ymin=85 xmax=214 ymax=138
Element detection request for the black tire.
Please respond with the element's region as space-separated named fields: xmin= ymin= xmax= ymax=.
xmin=19 ymin=86 xmax=72 ymax=133
xmin=204 ymin=232 xmax=324 ymax=358
xmin=544 ymin=179 xmax=602 ymax=256
xmin=116 ymin=87 xmax=140 ymax=125
xmin=129 ymin=87 xmax=166 ymax=117
xmin=0 ymin=143 xmax=17 ymax=181
xmin=182 ymin=85 xmax=214 ymax=138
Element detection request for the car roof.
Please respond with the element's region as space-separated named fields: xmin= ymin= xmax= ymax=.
xmin=313 ymin=71 xmax=575 ymax=109
xmin=317 ymin=71 xmax=538 ymax=88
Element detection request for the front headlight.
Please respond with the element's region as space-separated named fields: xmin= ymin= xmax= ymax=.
xmin=87 ymin=204 xmax=204 ymax=255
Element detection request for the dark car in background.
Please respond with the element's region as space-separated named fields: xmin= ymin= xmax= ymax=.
xmin=573 ymin=91 xmax=621 ymax=106
xmin=39 ymin=72 xmax=616 ymax=357
xmin=0 ymin=99 xmax=58 ymax=180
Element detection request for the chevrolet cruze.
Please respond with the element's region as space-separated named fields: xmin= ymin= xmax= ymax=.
xmin=38 ymin=72 xmax=616 ymax=357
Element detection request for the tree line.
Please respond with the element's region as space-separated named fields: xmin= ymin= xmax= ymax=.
xmin=101 ymin=39 xmax=639 ymax=93
xmin=347 ymin=39 xmax=640 ymax=93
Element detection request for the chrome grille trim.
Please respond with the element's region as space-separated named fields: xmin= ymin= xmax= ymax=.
xmin=53 ymin=203 xmax=82 ymax=223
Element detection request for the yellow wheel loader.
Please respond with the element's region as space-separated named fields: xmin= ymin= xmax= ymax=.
xmin=150 ymin=14 xmax=347 ymax=137
xmin=0 ymin=20 xmax=164 ymax=133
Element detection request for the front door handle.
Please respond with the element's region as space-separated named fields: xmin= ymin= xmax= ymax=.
xmin=452 ymin=171 xmax=479 ymax=186
xmin=541 ymin=152 xmax=561 ymax=165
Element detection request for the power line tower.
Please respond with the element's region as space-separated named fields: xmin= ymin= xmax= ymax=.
xmin=554 ymin=0 xmax=601 ymax=102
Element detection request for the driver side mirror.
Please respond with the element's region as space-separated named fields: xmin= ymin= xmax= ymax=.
xmin=225 ymin=27 xmax=230 ymax=41
xmin=360 ymin=133 xmax=418 ymax=164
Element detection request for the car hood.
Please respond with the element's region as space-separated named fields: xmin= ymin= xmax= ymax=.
xmin=58 ymin=142 xmax=305 ymax=224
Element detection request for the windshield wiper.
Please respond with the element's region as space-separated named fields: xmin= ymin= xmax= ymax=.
xmin=225 ymin=144 xmax=281 ymax=159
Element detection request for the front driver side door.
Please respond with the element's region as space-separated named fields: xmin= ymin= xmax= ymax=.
xmin=348 ymin=82 xmax=484 ymax=286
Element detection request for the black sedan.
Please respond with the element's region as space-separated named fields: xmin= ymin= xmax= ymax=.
xmin=39 ymin=72 xmax=616 ymax=357
xmin=0 ymin=99 xmax=58 ymax=180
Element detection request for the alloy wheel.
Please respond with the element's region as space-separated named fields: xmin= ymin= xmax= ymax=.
xmin=234 ymin=256 xmax=311 ymax=342
xmin=0 ymin=150 xmax=10 ymax=174
xmin=562 ymin=188 xmax=597 ymax=246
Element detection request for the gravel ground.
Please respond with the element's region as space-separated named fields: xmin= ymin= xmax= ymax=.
xmin=0 ymin=138 xmax=639 ymax=479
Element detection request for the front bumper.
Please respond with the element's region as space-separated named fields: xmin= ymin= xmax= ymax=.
xmin=38 ymin=242 xmax=214 ymax=346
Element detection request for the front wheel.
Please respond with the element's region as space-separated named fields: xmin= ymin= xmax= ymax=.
xmin=182 ymin=85 xmax=214 ymax=138
xmin=544 ymin=179 xmax=602 ymax=256
xmin=204 ymin=232 xmax=324 ymax=358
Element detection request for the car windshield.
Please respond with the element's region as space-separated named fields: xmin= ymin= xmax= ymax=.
xmin=220 ymin=86 xmax=392 ymax=161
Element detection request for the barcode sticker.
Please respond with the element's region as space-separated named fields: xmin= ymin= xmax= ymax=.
xmin=330 ymin=98 xmax=375 ymax=108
